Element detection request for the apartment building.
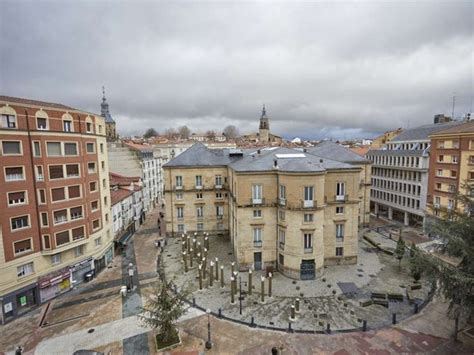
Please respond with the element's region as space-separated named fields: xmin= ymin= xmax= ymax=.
xmin=366 ymin=120 xmax=463 ymax=227
xmin=0 ymin=96 xmax=113 ymax=324
xmin=109 ymin=173 xmax=144 ymax=246
xmin=107 ymin=141 xmax=162 ymax=212
xmin=426 ymin=121 xmax=474 ymax=219
xmin=164 ymin=143 xmax=363 ymax=280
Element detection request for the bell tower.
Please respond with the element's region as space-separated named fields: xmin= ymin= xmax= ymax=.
xmin=259 ymin=104 xmax=270 ymax=143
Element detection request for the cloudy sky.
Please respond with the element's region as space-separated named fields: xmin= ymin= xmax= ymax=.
xmin=1 ymin=1 xmax=472 ymax=139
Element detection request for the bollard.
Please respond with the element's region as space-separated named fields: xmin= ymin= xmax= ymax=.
xmin=392 ymin=313 xmax=397 ymax=324
xmin=248 ymin=269 xmax=253 ymax=295
xmin=183 ymin=252 xmax=188 ymax=272
xmin=193 ymin=297 xmax=196 ymax=306
xmin=182 ymin=241 xmax=186 ymax=252
xmin=197 ymin=241 xmax=202 ymax=256
xmin=326 ymin=323 xmax=331 ymax=334
xmin=268 ymin=272 xmax=273 ymax=298
xmin=203 ymin=247 xmax=208 ymax=259
xmin=205 ymin=236 xmax=209 ymax=250
xmin=231 ymin=262 xmax=235 ymax=275
xmin=187 ymin=236 xmax=191 ymax=253
xmin=295 ymin=298 xmax=300 ymax=313
xmin=290 ymin=305 xmax=295 ymax=320
xmin=362 ymin=320 xmax=367 ymax=331
xmin=218 ymin=308 xmax=222 ymax=318
xmin=209 ymin=262 xmax=214 ymax=287
xmin=198 ymin=265 xmax=203 ymax=290
xmin=215 ymin=257 xmax=219 ymax=280
xmin=288 ymin=322 xmax=293 ymax=333
xmin=220 ymin=266 xmax=224 ymax=288
xmin=230 ymin=276 xmax=235 ymax=304
xmin=193 ymin=238 xmax=197 ymax=255
xmin=261 ymin=276 xmax=265 ymax=303
xmin=414 ymin=303 xmax=419 ymax=314
xmin=202 ymin=258 xmax=207 ymax=280
xmin=189 ymin=249 xmax=193 ymax=267
xmin=250 ymin=316 xmax=255 ymax=327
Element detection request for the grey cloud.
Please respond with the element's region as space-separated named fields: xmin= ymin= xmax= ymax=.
xmin=1 ymin=1 xmax=472 ymax=140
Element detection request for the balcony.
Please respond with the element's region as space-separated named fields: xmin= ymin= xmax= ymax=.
xmin=336 ymin=237 xmax=344 ymax=243
xmin=302 ymin=200 xmax=315 ymax=208
xmin=196 ymin=185 xmax=203 ymax=190
xmin=215 ymin=184 xmax=223 ymax=189
xmin=251 ymin=198 xmax=264 ymax=205
xmin=279 ymin=242 xmax=285 ymax=250
xmin=278 ymin=198 xmax=286 ymax=206
xmin=335 ymin=194 xmax=348 ymax=202
xmin=434 ymin=203 xmax=440 ymax=209
xmin=254 ymin=240 xmax=262 ymax=248
xmin=175 ymin=185 xmax=183 ymax=190
xmin=217 ymin=215 xmax=223 ymax=220
xmin=6 ymin=174 xmax=24 ymax=181
xmin=304 ymin=247 xmax=313 ymax=254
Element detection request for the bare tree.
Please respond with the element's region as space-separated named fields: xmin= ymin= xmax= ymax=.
xmin=178 ymin=125 xmax=191 ymax=139
xmin=205 ymin=130 xmax=216 ymax=141
xmin=164 ymin=128 xmax=179 ymax=139
xmin=223 ymin=125 xmax=239 ymax=139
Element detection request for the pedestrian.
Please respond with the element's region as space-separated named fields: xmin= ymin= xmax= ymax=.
xmin=15 ymin=346 xmax=23 ymax=355
xmin=157 ymin=240 xmax=161 ymax=248
xmin=271 ymin=347 xmax=278 ymax=355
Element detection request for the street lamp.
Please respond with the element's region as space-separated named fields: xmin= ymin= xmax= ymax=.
xmin=239 ymin=276 xmax=242 ymax=315
xmin=205 ymin=308 xmax=212 ymax=349
xmin=128 ymin=263 xmax=134 ymax=290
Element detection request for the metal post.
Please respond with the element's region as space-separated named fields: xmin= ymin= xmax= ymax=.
xmin=392 ymin=313 xmax=397 ymax=324
xmin=220 ymin=266 xmax=224 ymax=288
xmin=189 ymin=249 xmax=193 ymax=267
xmin=209 ymin=261 xmax=214 ymax=287
xmin=362 ymin=320 xmax=367 ymax=331
xmin=183 ymin=252 xmax=188 ymax=273
xmin=215 ymin=257 xmax=219 ymax=280
xmin=205 ymin=309 xmax=212 ymax=349
xmin=414 ymin=303 xmax=419 ymax=314
xmin=202 ymin=258 xmax=206 ymax=280
xmin=198 ymin=265 xmax=203 ymax=290
xmin=290 ymin=305 xmax=295 ymax=320
xmin=261 ymin=276 xmax=265 ymax=303
xmin=248 ymin=269 xmax=252 ymax=295
xmin=268 ymin=272 xmax=272 ymax=298
xmin=193 ymin=238 xmax=197 ymax=256
xmin=187 ymin=236 xmax=191 ymax=253
xmin=230 ymin=276 xmax=235 ymax=304
xmin=203 ymin=247 xmax=208 ymax=259
xmin=205 ymin=236 xmax=209 ymax=250
xmin=326 ymin=323 xmax=331 ymax=334
xmin=182 ymin=241 xmax=186 ymax=252
xmin=295 ymin=298 xmax=300 ymax=313
xmin=231 ymin=261 xmax=235 ymax=275
xmin=218 ymin=308 xmax=222 ymax=318
xmin=239 ymin=276 xmax=242 ymax=315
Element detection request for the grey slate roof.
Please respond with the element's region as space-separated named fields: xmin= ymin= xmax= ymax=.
xmin=366 ymin=149 xmax=426 ymax=157
xmin=305 ymin=140 xmax=370 ymax=164
xmin=164 ymin=143 xmax=358 ymax=173
xmin=391 ymin=121 xmax=463 ymax=142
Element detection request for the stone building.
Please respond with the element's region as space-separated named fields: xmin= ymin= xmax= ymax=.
xmin=164 ymin=143 xmax=364 ymax=280
xmin=100 ymin=87 xmax=118 ymax=142
xmin=241 ymin=105 xmax=283 ymax=144
xmin=366 ymin=119 xmax=464 ymax=227
xmin=426 ymin=121 xmax=474 ymax=220
xmin=0 ymin=96 xmax=114 ymax=324
xmin=370 ymin=128 xmax=403 ymax=148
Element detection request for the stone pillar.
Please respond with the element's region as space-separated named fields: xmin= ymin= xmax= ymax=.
xmin=248 ymin=269 xmax=252 ymax=295
xmin=374 ymin=202 xmax=379 ymax=215
xmin=268 ymin=272 xmax=272 ymax=298
xmin=404 ymin=211 xmax=409 ymax=226
xmin=388 ymin=207 xmax=393 ymax=220
xmin=220 ymin=266 xmax=224 ymax=288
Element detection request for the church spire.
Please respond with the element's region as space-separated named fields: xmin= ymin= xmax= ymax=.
xmin=261 ymin=104 xmax=267 ymax=118
xmin=100 ymin=86 xmax=114 ymax=123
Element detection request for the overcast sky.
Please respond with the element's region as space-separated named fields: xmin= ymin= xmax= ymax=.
xmin=1 ymin=1 xmax=472 ymax=139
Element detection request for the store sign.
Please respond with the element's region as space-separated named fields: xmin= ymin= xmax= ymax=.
xmin=39 ymin=268 xmax=70 ymax=289
xmin=69 ymin=257 xmax=92 ymax=272
xmin=19 ymin=296 xmax=27 ymax=307
xmin=3 ymin=302 xmax=13 ymax=313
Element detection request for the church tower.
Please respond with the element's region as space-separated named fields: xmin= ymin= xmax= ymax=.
xmin=259 ymin=104 xmax=270 ymax=143
xmin=100 ymin=86 xmax=118 ymax=141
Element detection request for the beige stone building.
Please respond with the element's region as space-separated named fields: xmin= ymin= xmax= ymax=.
xmin=164 ymin=143 xmax=368 ymax=280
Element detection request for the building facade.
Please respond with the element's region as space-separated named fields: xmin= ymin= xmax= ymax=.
xmin=426 ymin=121 xmax=474 ymax=220
xmin=366 ymin=120 xmax=464 ymax=227
xmin=164 ymin=143 xmax=364 ymax=280
xmin=0 ymin=96 xmax=114 ymax=324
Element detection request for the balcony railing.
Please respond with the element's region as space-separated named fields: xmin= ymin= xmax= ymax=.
xmin=254 ymin=240 xmax=262 ymax=248
xmin=302 ymin=200 xmax=315 ymax=208
xmin=279 ymin=198 xmax=286 ymax=206
xmin=196 ymin=185 xmax=203 ymax=190
xmin=217 ymin=215 xmax=223 ymax=220
xmin=336 ymin=237 xmax=344 ymax=243
xmin=54 ymin=216 xmax=67 ymax=224
xmin=6 ymin=174 xmax=24 ymax=181
xmin=71 ymin=214 xmax=83 ymax=220
xmin=215 ymin=184 xmax=223 ymax=189
xmin=335 ymin=194 xmax=348 ymax=202
xmin=304 ymin=247 xmax=313 ymax=254
xmin=175 ymin=185 xmax=183 ymax=190
xmin=251 ymin=198 xmax=264 ymax=205
xmin=279 ymin=242 xmax=285 ymax=250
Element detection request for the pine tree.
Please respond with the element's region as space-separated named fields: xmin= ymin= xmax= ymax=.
xmin=139 ymin=281 xmax=187 ymax=343
xmin=394 ymin=235 xmax=405 ymax=268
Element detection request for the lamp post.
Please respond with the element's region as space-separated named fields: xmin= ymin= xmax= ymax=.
xmin=239 ymin=276 xmax=243 ymax=315
xmin=215 ymin=257 xmax=219 ymax=281
xmin=183 ymin=252 xmax=188 ymax=273
xmin=220 ymin=266 xmax=224 ymax=288
xmin=209 ymin=261 xmax=214 ymax=287
xmin=248 ymin=269 xmax=252 ymax=295
xmin=198 ymin=264 xmax=203 ymax=290
xmin=261 ymin=276 xmax=265 ymax=303
xmin=128 ymin=263 xmax=134 ymax=291
xmin=268 ymin=272 xmax=272 ymax=298
xmin=230 ymin=276 xmax=235 ymax=304
xmin=205 ymin=309 xmax=212 ymax=349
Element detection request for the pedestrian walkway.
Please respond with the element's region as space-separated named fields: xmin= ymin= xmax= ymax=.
xmin=32 ymin=307 xmax=204 ymax=355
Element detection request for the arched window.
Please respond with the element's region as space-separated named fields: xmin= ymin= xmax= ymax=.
xmin=35 ymin=109 xmax=49 ymax=130
xmin=62 ymin=113 xmax=74 ymax=132
xmin=1 ymin=105 xmax=17 ymax=129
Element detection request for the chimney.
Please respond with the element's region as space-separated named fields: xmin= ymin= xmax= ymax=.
xmin=257 ymin=149 xmax=261 ymax=155
xmin=273 ymin=159 xmax=279 ymax=170
xmin=320 ymin=159 xmax=323 ymax=163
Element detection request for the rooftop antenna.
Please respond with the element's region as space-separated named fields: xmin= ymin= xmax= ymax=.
xmin=451 ymin=94 xmax=456 ymax=119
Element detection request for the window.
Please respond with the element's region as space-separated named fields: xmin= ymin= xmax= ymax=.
xmin=38 ymin=189 xmax=46 ymax=204
xmin=197 ymin=223 xmax=204 ymax=231
xmin=100 ymin=143 xmax=104 ymax=154
xmin=11 ymin=215 xmax=29 ymax=230
xmin=176 ymin=193 xmax=183 ymax=200
xmin=86 ymin=122 xmax=92 ymax=133
xmin=303 ymin=233 xmax=313 ymax=250
xmin=54 ymin=210 xmax=68 ymax=225
xmin=70 ymin=206 xmax=83 ymax=220
xmin=279 ymin=184 xmax=286 ymax=200
xmin=88 ymin=162 xmax=96 ymax=173
xmin=438 ymin=155 xmax=444 ymax=162
xmin=196 ymin=206 xmax=204 ymax=217
xmin=14 ymin=239 xmax=32 ymax=255
xmin=303 ymin=213 xmax=313 ymax=222
xmin=177 ymin=206 xmax=184 ymax=218
xmin=102 ymin=178 xmax=106 ymax=188
xmin=176 ymin=176 xmax=183 ymax=187
xmin=72 ymin=228 xmax=85 ymax=241
xmin=436 ymin=169 xmax=443 ymax=177
xmin=436 ymin=183 xmax=442 ymax=190
xmin=336 ymin=206 xmax=344 ymax=214
xmin=33 ymin=141 xmax=41 ymax=156
xmin=51 ymin=254 xmax=61 ymax=265
xmin=253 ymin=227 xmax=262 ymax=245
xmin=64 ymin=143 xmax=77 ymax=156
xmin=215 ymin=175 xmax=222 ymax=187
xmin=86 ymin=142 xmax=95 ymax=153
xmin=89 ymin=181 xmax=97 ymax=192
xmin=450 ymin=170 xmax=457 ymax=178
xmin=304 ymin=186 xmax=314 ymax=201
xmin=8 ymin=191 xmax=26 ymax=206
xmin=104 ymin=196 xmax=108 ymax=206
xmin=95 ymin=237 xmax=102 ymax=247
xmin=336 ymin=247 xmax=344 ymax=256
xmin=49 ymin=165 xmax=64 ymax=179
xmin=42 ymin=235 xmax=51 ymax=249
xmin=177 ymin=224 xmax=185 ymax=232
xmin=98 ymin=125 xmax=103 ymax=134
xmin=56 ymin=231 xmax=70 ymax=246
xmin=41 ymin=212 xmax=48 ymax=227
xmin=5 ymin=166 xmax=24 ymax=181
xmin=63 ymin=120 xmax=73 ymax=132
xmin=101 ymin=161 xmax=105 ymax=170
xmin=195 ymin=175 xmax=202 ymax=188
xmin=37 ymin=117 xmax=47 ymax=130
xmin=216 ymin=205 xmax=224 ymax=217
xmin=92 ymin=219 xmax=100 ymax=230
xmin=51 ymin=187 xmax=66 ymax=202
xmin=216 ymin=192 xmax=223 ymax=199
xmin=279 ymin=229 xmax=285 ymax=247
xmin=2 ymin=114 xmax=17 ymax=128
xmin=36 ymin=165 xmax=44 ymax=181
xmin=74 ymin=245 xmax=84 ymax=257
xmin=91 ymin=200 xmax=99 ymax=211
xmin=2 ymin=141 xmax=21 ymax=155
xmin=47 ymin=142 xmax=61 ymax=156
xmin=279 ymin=253 xmax=284 ymax=265
xmin=253 ymin=209 xmax=262 ymax=218
xmin=66 ymin=164 xmax=79 ymax=178
xmin=252 ymin=184 xmax=263 ymax=202
xmin=336 ymin=182 xmax=345 ymax=200
xmin=336 ymin=223 xmax=344 ymax=240
xmin=17 ymin=262 xmax=34 ymax=278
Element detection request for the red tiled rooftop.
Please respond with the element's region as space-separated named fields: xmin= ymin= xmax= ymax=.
xmin=109 ymin=172 xmax=141 ymax=186
xmin=350 ymin=147 xmax=370 ymax=157
xmin=110 ymin=188 xmax=134 ymax=206
xmin=123 ymin=141 xmax=154 ymax=151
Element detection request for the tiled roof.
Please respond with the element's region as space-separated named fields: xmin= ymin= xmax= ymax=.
xmin=123 ymin=141 xmax=154 ymax=152
xmin=109 ymin=172 xmax=141 ymax=186
xmin=305 ymin=140 xmax=370 ymax=164
xmin=110 ymin=188 xmax=134 ymax=206
xmin=429 ymin=121 xmax=474 ymax=135
xmin=366 ymin=149 xmax=426 ymax=157
xmin=0 ymin=95 xmax=77 ymax=110
xmin=391 ymin=121 xmax=464 ymax=142
xmin=350 ymin=147 xmax=370 ymax=157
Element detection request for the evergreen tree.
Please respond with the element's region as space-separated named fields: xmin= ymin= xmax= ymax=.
xmin=139 ymin=281 xmax=187 ymax=343
xmin=144 ymin=128 xmax=158 ymax=138
xmin=394 ymin=235 xmax=405 ymax=268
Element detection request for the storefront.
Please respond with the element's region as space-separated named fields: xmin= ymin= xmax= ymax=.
xmin=70 ymin=257 xmax=93 ymax=286
xmin=39 ymin=267 xmax=71 ymax=303
xmin=0 ymin=283 xmax=39 ymax=324
xmin=94 ymin=246 xmax=114 ymax=275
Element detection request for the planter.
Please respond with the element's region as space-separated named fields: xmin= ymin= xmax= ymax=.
xmin=387 ymin=293 xmax=404 ymax=301
xmin=156 ymin=331 xmax=181 ymax=351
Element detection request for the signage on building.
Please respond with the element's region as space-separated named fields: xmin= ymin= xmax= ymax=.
xmin=69 ymin=257 xmax=93 ymax=272
xmin=39 ymin=268 xmax=71 ymax=289
xmin=19 ymin=296 xmax=27 ymax=306
xmin=3 ymin=302 xmax=12 ymax=313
